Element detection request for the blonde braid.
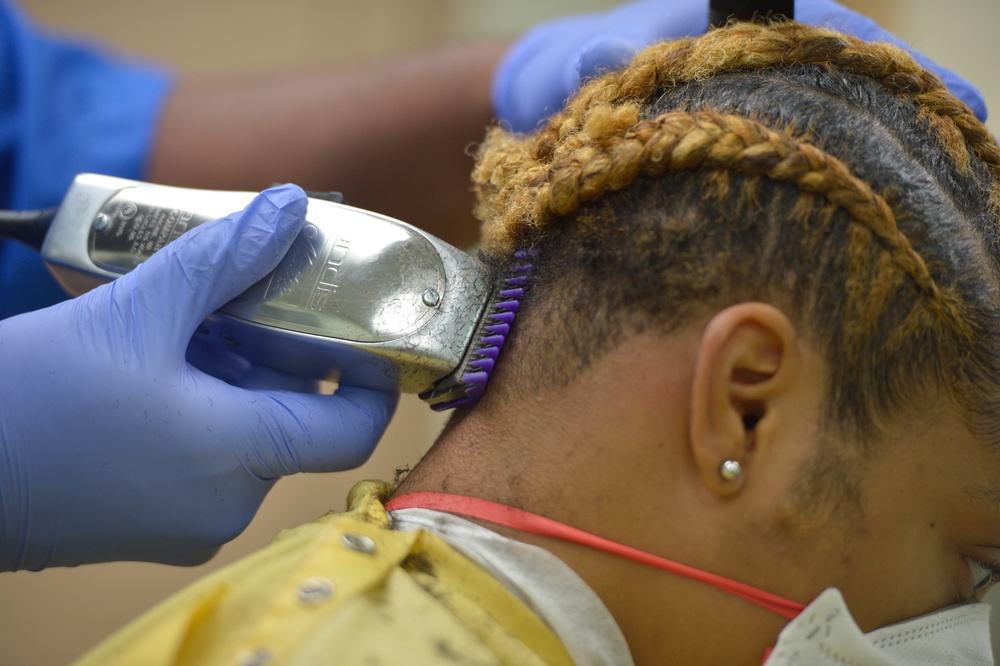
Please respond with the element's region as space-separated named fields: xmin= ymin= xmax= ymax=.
xmin=548 ymin=112 xmax=931 ymax=290
xmin=474 ymin=22 xmax=1000 ymax=255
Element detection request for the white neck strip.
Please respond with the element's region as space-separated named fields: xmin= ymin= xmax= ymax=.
xmin=390 ymin=507 xmax=634 ymax=666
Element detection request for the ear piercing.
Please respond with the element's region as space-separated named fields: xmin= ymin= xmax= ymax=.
xmin=719 ymin=459 xmax=742 ymax=482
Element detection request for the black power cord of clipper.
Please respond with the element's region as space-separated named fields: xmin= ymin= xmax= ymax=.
xmin=0 ymin=207 xmax=58 ymax=250
xmin=709 ymin=0 xmax=794 ymax=27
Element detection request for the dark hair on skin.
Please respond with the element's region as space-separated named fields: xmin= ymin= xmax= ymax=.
xmin=471 ymin=21 xmax=1000 ymax=446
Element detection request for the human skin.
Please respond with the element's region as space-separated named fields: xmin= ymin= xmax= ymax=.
xmin=395 ymin=302 xmax=1000 ymax=665
xmin=147 ymin=40 xmax=509 ymax=250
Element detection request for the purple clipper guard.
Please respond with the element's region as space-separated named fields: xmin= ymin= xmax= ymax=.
xmin=420 ymin=249 xmax=536 ymax=411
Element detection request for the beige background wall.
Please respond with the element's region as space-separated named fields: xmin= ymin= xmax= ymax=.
xmin=1 ymin=1 xmax=999 ymax=664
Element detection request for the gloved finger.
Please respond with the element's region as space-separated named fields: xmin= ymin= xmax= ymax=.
xmin=571 ymin=0 xmax=707 ymax=86
xmin=597 ymin=0 xmax=706 ymax=43
xmin=798 ymin=0 xmax=987 ymax=121
xmin=185 ymin=334 xmax=252 ymax=384
xmin=234 ymin=365 xmax=323 ymax=393
xmin=574 ymin=37 xmax=637 ymax=86
xmin=112 ymin=184 xmax=308 ymax=358
xmin=492 ymin=15 xmax=596 ymax=132
xmin=185 ymin=332 xmax=324 ymax=390
xmin=234 ymin=385 xmax=399 ymax=479
xmin=493 ymin=0 xmax=706 ymax=132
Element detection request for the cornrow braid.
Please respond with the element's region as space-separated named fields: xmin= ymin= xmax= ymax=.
xmin=474 ymin=21 xmax=1000 ymax=254
xmin=549 ymin=112 xmax=930 ymax=289
xmin=471 ymin=21 xmax=1000 ymax=443
xmin=536 ymin=110 xmax=970 ymax=346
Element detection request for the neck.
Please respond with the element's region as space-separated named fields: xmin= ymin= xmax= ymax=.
xmin=393 ymin=334 xmax=792 ymax=665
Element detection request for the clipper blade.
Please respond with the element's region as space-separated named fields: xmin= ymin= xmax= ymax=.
xmin=420 ymin=249 xmax=536 ymax=411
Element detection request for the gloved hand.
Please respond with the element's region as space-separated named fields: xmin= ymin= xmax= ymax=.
xmin=0 ymin=184 xmax=398 ymax=571
xmin=493 ymin=0 xmax=988 ymax=132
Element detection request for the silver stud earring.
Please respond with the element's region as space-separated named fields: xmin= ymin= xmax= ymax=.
xmin=719 ymin=459 xmax=742 ymax=482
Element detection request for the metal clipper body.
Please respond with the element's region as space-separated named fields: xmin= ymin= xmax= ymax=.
xmin=41 ymin=174 xmax=491 ymax=397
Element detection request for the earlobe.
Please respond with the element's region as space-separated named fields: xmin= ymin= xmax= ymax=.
xmin=689 ymin=303 xmax=799 ymax=498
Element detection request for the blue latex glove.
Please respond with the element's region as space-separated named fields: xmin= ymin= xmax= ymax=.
xmin=0 ymin=184 xmax=398 ymax=571
xmin=494 ymin=0 xmax=988 ymax=132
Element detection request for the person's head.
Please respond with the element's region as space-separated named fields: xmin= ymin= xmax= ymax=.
xmin=401 ymin=21 xmax=1000 ymax=663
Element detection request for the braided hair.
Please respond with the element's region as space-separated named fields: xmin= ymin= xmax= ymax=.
xmin=472 ymin=22 xmax=1000 ymax=443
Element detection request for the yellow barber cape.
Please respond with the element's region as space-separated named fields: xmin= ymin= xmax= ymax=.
xmin=76 ymin=481 xmax=575 ymax=666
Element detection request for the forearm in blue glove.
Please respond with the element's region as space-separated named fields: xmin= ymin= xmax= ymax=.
xmin=0 ymin=184 xmax=397 ymax=571
xmin=493 ymin=0 xmax=988 ymax=132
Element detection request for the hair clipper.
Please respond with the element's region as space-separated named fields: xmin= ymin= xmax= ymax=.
xmin=38 ymin=174 xmax=509 ymax=410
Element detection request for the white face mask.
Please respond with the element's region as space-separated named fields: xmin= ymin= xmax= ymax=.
xmin=766 ymin=588 xmax=993 ymax=665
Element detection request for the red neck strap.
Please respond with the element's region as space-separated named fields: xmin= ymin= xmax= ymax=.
xmin=386 ymin=492 xmax=805 ymax=621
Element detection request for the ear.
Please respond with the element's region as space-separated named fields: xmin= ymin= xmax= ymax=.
xmin=689 ymin=303 xmax=799 ymax=497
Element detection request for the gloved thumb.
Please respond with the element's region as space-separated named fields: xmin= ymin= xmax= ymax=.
xmin=111 ymin=184 xmax=308 ymax=358
xmin=573 ymin=36 xmax=637 ymax=88
xmin=798 ymin=0 xmax=988 ymax=121
xmin=234 ymin=385 xmax=399 ymax=478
